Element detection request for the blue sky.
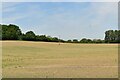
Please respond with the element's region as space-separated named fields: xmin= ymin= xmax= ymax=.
xmin=2 ymin=2 xmax=118 ymax=40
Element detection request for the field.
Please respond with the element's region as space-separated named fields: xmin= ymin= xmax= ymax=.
xmin=2 ymin=41 xmax=118 ymax=78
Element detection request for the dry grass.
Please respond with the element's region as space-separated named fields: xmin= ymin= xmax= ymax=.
xmin=2 ymin=41 xmax=118 ymax=78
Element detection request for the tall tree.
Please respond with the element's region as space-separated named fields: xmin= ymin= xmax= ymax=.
xmin=105 ymin=30 xmax=120 ymax=43
xmin=2 ymin=24 xmax=22 ymax=40
xmin=22 ymin=31 xmax=36 ymax=41
xmin=73 ymin=39 xmax=78 ymax=43
xmin=0 ymin=24 xmax=2 ymax=40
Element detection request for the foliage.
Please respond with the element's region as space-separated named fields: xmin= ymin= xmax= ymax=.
xmin=2 ymin=24 xmax=22 ymax=40
xmin=105 ymin=30 xmax=120 ymax=43
xmin=93 ymin=39 xmax=104 ymax=43
xmin=0 ymin=24 xmax=2 ymax=40
xmin=1 ymin=24 xmax=120 ymax=43
xmin=73 ymin=39 xmax=79 ymax=43
xmin=22 ymin=31 xmax=36 ymax=41
xmin=80 ymin=38 xmax=92 ymax=43
xmin=67 ymin=40 xmax=72 ymax=43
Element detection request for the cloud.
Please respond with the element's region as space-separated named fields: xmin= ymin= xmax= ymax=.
xmin=2 ymin=3 xmax=44 ymax=23
xmin=2 ymin=2 xmax=118 ymax=40
xmin=78 ymin=2 xmax=118 ymax=29
xmin=94 ymin=3 xmax=117 ymax=25
xmin=38 ymin=2 xmax=118 ymax=39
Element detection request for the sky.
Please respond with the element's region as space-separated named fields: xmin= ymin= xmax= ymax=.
xmin=2 ymin=2 xmax=118 ymax=40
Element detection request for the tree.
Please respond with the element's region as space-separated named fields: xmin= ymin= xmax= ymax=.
xmin=59 ymin=39 xmax=65 ymax=42
xmin=39 ymin=35 xmax=48 ymax=41
xmin=80 ymin=38 xmax=93 ymax=43
xmin=114 ymin=30 xmax=119 ymax=42
xmin=93 ymin=39 xmax=103 ymax=43
xmin=80 ymin=38 xmax=88 ymax=43
xmin=73 ymin=39 xmax=78 ymax=43
xmin=2 ymin=24 xmax=22 ymax=40
xmin=52 ymin=37 xmax=59 ymax=42
xmin=1 ymin=24 xmax=120 ymax=43
xmin=105 ymin=30 xmax=120 ymax=43
xmin=87 ymin=39 xmax=93 ymax=43
xmin=0 ymin=24 xmax=2 ymax=40
xmin=22 ymin=31 xmax=36 ymax=41
xmin=118 ymin=30 xmax=120 ymax=43
xmin=67 ymin=40 xmax=72 ymax=43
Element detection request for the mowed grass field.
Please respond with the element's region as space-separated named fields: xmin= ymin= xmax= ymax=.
xmin=2 ymin=41 xmax=118 ymax=78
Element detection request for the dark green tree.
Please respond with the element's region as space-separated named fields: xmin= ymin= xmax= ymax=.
xmin=73 ymin=39 xmax=78 ymax=43
xmin=67 ymin=40 xmax=72 ymax=43
xmin=93 ymin=39 xmax=103 ymax=43
xmin=80 ymin=38 xmax=88 ymax=43
xmin=105 ymin=30 xmax=120 ymax=43
xmin=80 ymin=38 xmax=93 ymax=43
xmin=22 ymin=31 xmax=36 ymax=41
xmin=0 ymin=24 xmax=2 ymax=40
xmin=2 ymin=24 xmax=22 ymax=40
xmin=52 ymin=37 xmax=59 ymax=42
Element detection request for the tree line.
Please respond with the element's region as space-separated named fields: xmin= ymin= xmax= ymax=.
xmin=0 ymin=24 xmax=120 ymax=43
xmin=0 ymin=24 xmax=65 ymax=42
xmin=105 ymin=30 xmax=120 ymax=43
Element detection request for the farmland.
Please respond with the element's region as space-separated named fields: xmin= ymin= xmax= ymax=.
xmin=2 ymin=41 xmax=118 ymax=78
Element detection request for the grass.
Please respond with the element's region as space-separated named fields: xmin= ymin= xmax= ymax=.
xmin=2 ymin=41 xmax=118 ymax=78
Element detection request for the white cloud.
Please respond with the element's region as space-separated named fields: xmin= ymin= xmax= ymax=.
xmin=82 ymin=2 xmax=118 ymax=28
xmin=2 ymin=3 xmax=45 ymax=23
xmin=2 ymin=2 xmax=118 ymax=39
xmin=37 ymin=2 xmax=118 ymax=39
